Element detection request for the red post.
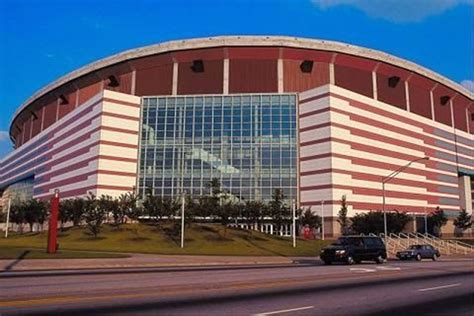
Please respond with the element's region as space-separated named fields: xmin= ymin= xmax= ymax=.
xmin=47 ymin=190 xmax=60 ymax=253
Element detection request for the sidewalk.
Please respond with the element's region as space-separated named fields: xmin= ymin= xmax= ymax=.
xmin=0 ymin=253 xmax=294 ymax=272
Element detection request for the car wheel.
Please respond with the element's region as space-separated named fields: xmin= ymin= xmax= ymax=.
xmin=323 ymin=260 xmax=332 ymax=265
xmin=416 ymin=254 xmax=422 ymax=261
xmin=346 ymin=256 xmax=355 ymax=265
xmin=375 ymin=254 xmax=384 ymax=264
xmin=432 ymin=254 xmax=437 ymax=261
xmin=355 ymin=259 xmax=362 ymax=264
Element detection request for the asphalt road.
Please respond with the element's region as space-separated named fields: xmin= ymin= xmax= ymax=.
xmin=1 ymin=259 xmax=472 ymax=315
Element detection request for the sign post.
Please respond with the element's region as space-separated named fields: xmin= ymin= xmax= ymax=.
xmin=47 ymin=190 xmax=60 ymax=253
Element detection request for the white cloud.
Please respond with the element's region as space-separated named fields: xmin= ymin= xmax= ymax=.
xmin=460 ymin=80 xmax=474 ymax=92
xmin=0 ymin=131 xmax=9 ymax=142
xmin=311 ymin=0 xmax=474 ymax=22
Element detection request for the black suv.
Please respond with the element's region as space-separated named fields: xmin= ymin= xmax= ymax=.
xmin=320 ymin=236 xmax=387 ymax=265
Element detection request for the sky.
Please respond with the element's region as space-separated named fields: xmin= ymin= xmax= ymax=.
xmin=0 ymin=0 xmax=473 ymax=158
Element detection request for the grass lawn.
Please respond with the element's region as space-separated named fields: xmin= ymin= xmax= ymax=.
xmin=0 ymin=223 xmax=331 ymax=257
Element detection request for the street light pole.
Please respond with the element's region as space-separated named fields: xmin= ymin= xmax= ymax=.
xmin=292 ymin=200 xmax=296 ymax=248
xmin=382 ymin=156 xmax=429 ymax=238
xmin=181 ymin=192 xmax=185 ymax=248
xmin=424 ymin=206 xmax=428 ymax=235
xmin=321 ymin=200 xmax=325 ymax=241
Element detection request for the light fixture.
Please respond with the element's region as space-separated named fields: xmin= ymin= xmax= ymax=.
xmin=440 ymin=95 xmax=450 ymax=105
xmin=107 ymin=75 xmax=120 ymax=87
xmin=59 ymin=94 xmax=69 ymax=105
xmin=388 ymin=76 xmax=400 ymax=88
xmin=300 ymin=60 xmax=313 ymax=73
xmin=191 ymin=60 xmax=204 ymax=73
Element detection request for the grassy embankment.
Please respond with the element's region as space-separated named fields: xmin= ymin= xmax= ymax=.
xmin=0 ymin=223 xmax=331 ymax=259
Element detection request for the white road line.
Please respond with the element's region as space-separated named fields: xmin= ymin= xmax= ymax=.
xmin=350 ymin=268 xmax=376 ymax=273
xmin=376 ymin=266 xmax=401 ymax=270
xmin=417 ymin=283 xmax=461 ymax=292
xmin=253 ymin=305 xmax=314 ymax=316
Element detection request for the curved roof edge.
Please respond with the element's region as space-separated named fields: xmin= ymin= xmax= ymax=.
xmin=10 ymin=35 xmax=474 ymax=127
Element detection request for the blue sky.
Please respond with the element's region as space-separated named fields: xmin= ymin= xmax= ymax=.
xmin=0 ymin=0 xmax=473 ymax=158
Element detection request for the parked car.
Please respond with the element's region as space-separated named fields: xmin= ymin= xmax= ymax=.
xmin=320 ymin=236 xmax=387 ymax=265
xmin=396 ymin=244 xmax=440 ymax=261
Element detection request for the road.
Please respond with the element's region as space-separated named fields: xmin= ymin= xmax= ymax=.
xmin=1 ymin=259 xmax=472 ymax=315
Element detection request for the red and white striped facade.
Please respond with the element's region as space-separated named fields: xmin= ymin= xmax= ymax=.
xmin=0 ymin=90 xmax=141 ymax=200
xmin=299 ymin=85 xmax=473 ymax=235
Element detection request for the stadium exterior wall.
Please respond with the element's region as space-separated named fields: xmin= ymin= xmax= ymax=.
xmin=1 ymin=36 xmax=473 ymax=237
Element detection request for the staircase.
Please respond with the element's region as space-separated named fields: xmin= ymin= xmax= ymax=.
xmin=382 ymin=233 xmax=474 ymax=256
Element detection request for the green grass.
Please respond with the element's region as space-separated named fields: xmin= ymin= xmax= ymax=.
xmin=0 ymin=223 xmax=331 ymax=257
xmin=0 ymin=246 xmax=130 ymax=259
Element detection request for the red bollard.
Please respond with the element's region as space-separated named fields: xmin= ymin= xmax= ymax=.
xmin=47 ymin=190 xmax=60 ymax=253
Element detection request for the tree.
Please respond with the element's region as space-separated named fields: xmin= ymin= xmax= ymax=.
xmin=351 ymin=210 xmax=411 ymax=235
xmin=429 ymin=207 xmax=448 ymax=237
xmin=268 ymin=189 xmax=290 ymax=235
xmin=59 ymin=199 xmax=73 ymax=230
xmin=243 ymin=200 xmax=267 ymax=229
xmin=82 ymin=193 xmax=106 ymax=238
xmin=118 ymin=192 xmax=142 ymax=223
xmin=70 ymin=198 xmax=86 ymax=227
xmin=300 ymin=208 xmax=321 ymax=231
xmin=453 ymin=209 xmax=471 ymax=237
xmin=143 ymin=195 xmax=177 ymax=229
xmin=10 ymin=201 xmax=26 ymax=233
xmin=24 ymin=199 xmax=47 ymax=232
xmin=337 ymin=195 xmax=350 ymax=235
xmin=218 ymin=201 xmax=240 ymax=235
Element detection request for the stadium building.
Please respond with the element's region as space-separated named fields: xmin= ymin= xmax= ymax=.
xmin=0 ymin=36 xmax=472 ymax=236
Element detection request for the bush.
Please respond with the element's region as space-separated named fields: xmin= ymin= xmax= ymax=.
xmin=351 ymin=210 xmax=411 ymax=235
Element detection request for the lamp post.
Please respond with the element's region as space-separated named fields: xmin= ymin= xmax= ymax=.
xmin=321 ymin=200 xmax=325 ymax=240
xmin=292 ymin=199 xmax=296 ymax=248
xmin=382 ymin=156 xmax=429 ymax=238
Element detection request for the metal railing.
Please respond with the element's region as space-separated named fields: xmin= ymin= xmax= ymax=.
xmin=383 ymin=232 xmax=474 ymax=255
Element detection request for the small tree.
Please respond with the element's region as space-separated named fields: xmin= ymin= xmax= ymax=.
xmin=337 ymin=195 xmax=350 ymax=235
xmin=430 ymin=207 xmax=448 ymax=237
xmin=351 ymin=210 xmax=411 ymax=235
xmin=10 ymin=201 xmax=26 ymax=233
xmin=218 ymin=201 xmax=240 ymax=236
xmin=243 ymin=200 xmax=267 ymax=229
xmin=300 ymin=208 xmax=321 ymax=232
xmin=143 ymin=195 xmax=176 ymax=229
xmin=119 ymin=192 xmax=142 ymax=223
xmin=82 ymin=193 xmax=106 ymax=238
xmin=59 ymin=199 xmax=73 ymax=230
xmin=268 ymin=189 xmax=290 ymax=235
xmin=70 ymin=198 xmax=86 ymax=227
xmin=453 ymin=209 xmax=472 ymax=237
xmin=24 ymin=199 xmax=47 ymax=232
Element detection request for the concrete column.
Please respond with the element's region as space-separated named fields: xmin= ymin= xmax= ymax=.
xmin=40 ymin=106 xmax=45 ymax=132
xmin=405 ymin=81 xmax=410 ymax=112
xmin=223 ymin=58 xmax=229 ymax=94
xmin=172 ymin=62 xmax=178 ymax=95
xmin=277 ymin=59 xmax=284 ymax=93
xmin=131 ymin=69 xmax=137 ymax=95
xmin=372 ymin=71 xmax=378 ymax=100
xmin=459 ymin=175 xmax=473 ymax=213
xmin=430 ymin=83 xmax=438 ymax=121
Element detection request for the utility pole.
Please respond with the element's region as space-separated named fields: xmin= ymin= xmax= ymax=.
xmin=382 ymin=156 xmax=429 ymax=237
xmin=321 ymin=200 xmax=325 ymax=241
xmin=181 ymin=192 xmax=185 ymax=248
xmin=4 ymin=199 xmax=11 ymax=238
xmin=292 ymin=200 xmax=296 ymax=248
xmin=424 ymin=207 xmax=428 ymax=235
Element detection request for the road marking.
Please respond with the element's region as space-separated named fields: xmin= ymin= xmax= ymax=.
xmin=376 ymin=266 xmax=401 ymax=271
xmin=417 ymin=283 xmax=461 ymax=292
xmin=253 ymin=305 xmax=314 ymax=315
xmin=350 ymin=268 xmax=376 ymax=273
